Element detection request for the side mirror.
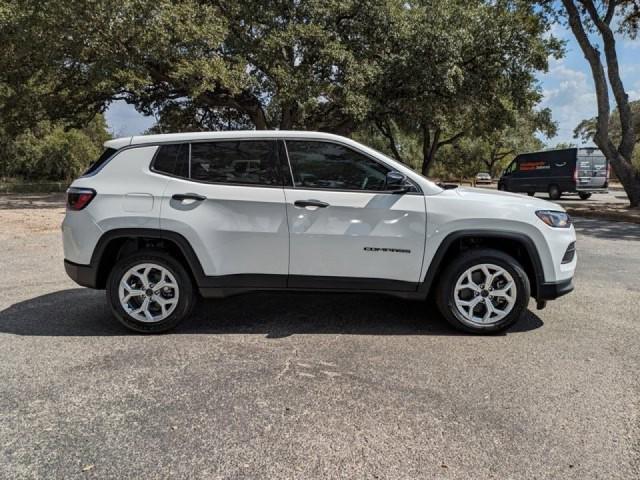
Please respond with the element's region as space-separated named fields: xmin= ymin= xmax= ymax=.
xmin=385 ymin=171 xmax=410 ymax=194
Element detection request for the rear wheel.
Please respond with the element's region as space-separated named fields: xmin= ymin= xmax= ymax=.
xmin=527 ymin=192 xmax=535 ymax=197
xmin=107 ymin=250 xmax=195 ymax=333
xmin=436 ymin=249 xmax=531 ymax=334
xmin=548 ymin=184 xmax=561 ymax=200
xmin=578 ymin=192 xmax=592 ymax=200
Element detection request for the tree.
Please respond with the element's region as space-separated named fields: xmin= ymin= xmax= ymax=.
xmin=557 ymin=0 xmax=640 ymax=207
xmin=1 ymin=0 xmax=391 ymax=134
xmin=574 ymin=100 xmax=640 ymax=172
xmin=550 ymin=142 xmax=578 ymax=149
xmin=574 ymin=100 xmax=640 ymax=145
xmin=476 ymin=108 xmax=556 ymax=177
xmin=2 ymin=0 xmax=561 ymax=180
xmin=2 ymin=115 xmax=111 ymax=182
xmin=353 ymin=122 xmax=425 ymax=171
xmin=430 ymin=109 xmax=553 ymax=180
xmin=369 ymin=1 xmax=562 ymax=175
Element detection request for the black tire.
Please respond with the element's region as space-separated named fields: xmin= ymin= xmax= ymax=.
xmin=498 ymin=183 xmax=507 ymax=191
xmin=578 ymin=192 xmax=592 ymax=200
xmin=106 ymin=250 xmax=196 ymax=333
xmin=435 ymin=248 xmax=531 ymax=334
xmin=548 ymin=184 xmax=561 ymax=200
xmin=527 ymin=192 xmax=535 ymax=197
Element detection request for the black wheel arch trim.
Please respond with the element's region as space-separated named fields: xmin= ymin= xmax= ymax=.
xmin=418 ymin=229 xmax=547 ymax=299
xmin=67 ymin=228 xmax=560 ymax=302
xmin=83 ymin=228 xmax=208 ymax=289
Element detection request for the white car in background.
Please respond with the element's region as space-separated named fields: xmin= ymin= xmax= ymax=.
xmin=475 ymin=172 xmax=492 ymax=184
xmin=62 ymin=131 xmax=576 ymax=334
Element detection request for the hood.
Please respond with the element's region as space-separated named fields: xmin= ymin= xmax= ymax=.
xmin=443 ymin=187 xmax=565 ymax=212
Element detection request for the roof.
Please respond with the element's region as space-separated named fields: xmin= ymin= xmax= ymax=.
xmin=104 ymin=130 xmax=356 ymax=150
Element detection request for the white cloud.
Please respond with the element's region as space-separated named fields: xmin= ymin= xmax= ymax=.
xmin=539 ymin=61 xmax=597 ymax=146
xmin=628 ymin=78 xmax=640 ymax=102
xmin=104 ymin=100 xmax=156 ymax=137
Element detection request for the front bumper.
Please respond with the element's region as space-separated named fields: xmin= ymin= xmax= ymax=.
xmin=64 ymin=260 xmax=98 ymax=288
xmin=536 ymin=278 xmax=574 ymax=300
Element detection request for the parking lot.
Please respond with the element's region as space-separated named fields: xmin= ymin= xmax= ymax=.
xmin=1 ymin=194 xmax=639 ymax=479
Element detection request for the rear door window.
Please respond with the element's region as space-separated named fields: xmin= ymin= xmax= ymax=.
xmin=190 ymin=141 xmax=281 ymax=186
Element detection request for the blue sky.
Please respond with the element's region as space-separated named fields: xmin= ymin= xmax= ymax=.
xmin=105 ymin=24 xmax=640 ymax=147
xmin=537 ymin=22 xmax=640 ymax=146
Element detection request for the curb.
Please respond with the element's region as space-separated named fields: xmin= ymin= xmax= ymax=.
xmin=565 ymin=208 xmax=640 ymax=225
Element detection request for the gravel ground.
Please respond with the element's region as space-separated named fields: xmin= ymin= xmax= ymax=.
xmin=0 ymin=195 xmax=639 ymax=479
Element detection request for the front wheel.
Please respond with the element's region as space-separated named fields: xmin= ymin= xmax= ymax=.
xmin=106 ymin=250 xmax=196 ymax=333
xmin=548 ymin=184 xmax=561 ymax=200
xmin=436 ymin=249 xmax=531 ymax=334
xmin=578 ymin=192 xmax=592 ymax=200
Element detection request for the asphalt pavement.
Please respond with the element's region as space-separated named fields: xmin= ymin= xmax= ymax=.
xmin=0 ymin=205 xmax=638 ymax=479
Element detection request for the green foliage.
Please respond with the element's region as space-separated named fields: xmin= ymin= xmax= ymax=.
xmin=574 ymin=100 xmax=640 ymax=169
xmin=353 ymin=124 xmax=424 ymax=171
xmin=1 ymin=116 xmax=111 ymax=182
xmin=0 ymin=0 xmax=562 ymax=179
xmin=434 ymin=116 xmax=548 ymax=180
xmin=549 ymin=142 xmax=577 ymax=149
xmin=367 ymin=0 xmax=562 ymax=174
xmin=574 ymin=100 xmax=640 ymax=143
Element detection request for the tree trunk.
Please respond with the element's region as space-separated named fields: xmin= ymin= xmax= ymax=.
xmin=375 ymin=120 xmax=405 ymax=163
xmin=562 ymin=0 xmax=640 ymax=208
xmin=420 ymin=126 xmax=465 ymax=176
xmin=596 ymin=140 xmax=640 ymax=207
xmin=248 ymin=107 xmax=268 ymax=130
xmin=421 ymin=126 xmax=440 ymax=176
xmin=279 ymin=103 xmax=298 ymax=130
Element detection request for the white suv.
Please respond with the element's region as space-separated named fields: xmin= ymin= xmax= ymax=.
xmin=62 ymin=131 xmax=576 ymax=334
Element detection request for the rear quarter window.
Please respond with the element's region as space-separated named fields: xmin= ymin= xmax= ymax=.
xmin=83 ymin=148 xmax=117 ymax=176
xmin=152 ymin=144 xmax=190 ymax=178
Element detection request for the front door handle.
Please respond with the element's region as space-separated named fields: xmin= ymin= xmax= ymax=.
xmin=172 ymin=193 xmax=207 ymax=202
xmin=294 ymin=199 xmax=330 ymax=209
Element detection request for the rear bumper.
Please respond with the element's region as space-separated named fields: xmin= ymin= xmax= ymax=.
xmin=536 ymin=278 xmax=574 ymax=300
xmin=575 ymin=188 xmax=608 ymax=193
xmin=64 ymin=260 xmax=98 ymax=288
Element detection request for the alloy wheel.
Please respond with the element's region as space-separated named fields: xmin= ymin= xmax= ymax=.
xmin=453 ymin=263 xmax=517 ymax=326
xmin=118 ymin=263 xmax=180 ymax=323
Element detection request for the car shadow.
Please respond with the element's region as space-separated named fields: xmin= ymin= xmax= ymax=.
xmin=0 ymin=288 xmax=544 ymax=337
xmin=573 ymin=217 xmax=640 ymax=241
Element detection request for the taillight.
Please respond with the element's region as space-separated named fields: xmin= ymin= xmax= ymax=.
xmin=66 ymin=187 xmax=96 ymax=210
xmin=573 ymin=167 xmax=577 ymax=182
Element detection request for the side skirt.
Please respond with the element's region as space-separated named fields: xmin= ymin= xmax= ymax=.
xmin=198 ymin=274 xmax=424 ymax=300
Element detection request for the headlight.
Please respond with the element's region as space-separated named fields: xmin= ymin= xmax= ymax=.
xmin=536 ymin=210 xmax=572 ymax=228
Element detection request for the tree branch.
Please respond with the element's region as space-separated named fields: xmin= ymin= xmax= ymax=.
xmin=375 ymin=119 xmax=405 ymax=163
xmin=604 ymin=0 xmax=617 ymax=24
xmin=436 ymin=131 xmax=465 ymax=148
xmin=562 ymin=0 xmax=615 ymax=154
xmin=580 ymin=0 xmax=635 ymax=159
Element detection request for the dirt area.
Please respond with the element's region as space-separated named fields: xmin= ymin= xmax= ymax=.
xmin=0 ymin=194 xmax=66 ymax=238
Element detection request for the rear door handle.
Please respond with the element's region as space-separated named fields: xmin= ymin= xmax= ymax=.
xmin=294 ymin=199 xmax=330 ymax=209
xmin=172 ymin=193 xmax=207 ymax=202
